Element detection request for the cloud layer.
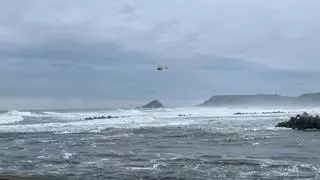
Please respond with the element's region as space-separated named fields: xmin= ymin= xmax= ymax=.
xmin=1 ymin=0 xmax=320 ymax=108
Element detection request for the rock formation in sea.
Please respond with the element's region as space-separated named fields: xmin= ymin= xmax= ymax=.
xmin=276 ymin=112 xmax=320 ymax=130
xmin=136 ymin=100 xmax=164 ymax=109
xmin=233 ymin=111 xmax=284 ymax=115
xmin=85 ymin=115 xmax=125 ymax=120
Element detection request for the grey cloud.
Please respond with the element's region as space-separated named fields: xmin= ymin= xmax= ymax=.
xmin=0 ymin=36 xmax=201 ymax=100
xmin=119 ymin=3 xmax=137 ymax=14
xmin=0 ymin=0 xmax=319 ymax=107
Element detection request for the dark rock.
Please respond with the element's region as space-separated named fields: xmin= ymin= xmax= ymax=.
xmin=302 ymin=112 xmax=309 ymax=117
xmin=233 ymin=112 xmax=257 ymax=115
xmin=234 ymin=111 xmax=284 ymax=115
xmin=262 ymin=111 xmax=284 ymax=114
xmin=85 ymin=115 xmax=119 ymax=120
xmin=276 ymin=112 xmax=320 ymax=130
xmin=136 ymin=100 xmax=164 ymax=109
xmin=178 ymin=114 xmax=192 ymax=117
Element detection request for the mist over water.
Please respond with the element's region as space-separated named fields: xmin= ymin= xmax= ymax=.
xmin=0 ymin=107 xmax=319 ymax=179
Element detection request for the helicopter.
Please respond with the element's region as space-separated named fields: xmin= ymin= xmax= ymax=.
xmin=157 ymin=65 xmax=168 ymax=71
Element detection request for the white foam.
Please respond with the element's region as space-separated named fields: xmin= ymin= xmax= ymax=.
xmin=62 ymin=152 xmax=75 ymax=159
xmin=43 ymin=111 xmax=99 ymax=121
xmin=0 ymin=110 xmax=33 ymax=124
xmin=0 ymin=115 xmax=156 ymax=133
xmin=0 ymin=107 xmax=312 ymax=133
xmin=42 ymin=109 xmax=144 ymax=122
xmin=7 ymin=110 xmax=33 ymax=116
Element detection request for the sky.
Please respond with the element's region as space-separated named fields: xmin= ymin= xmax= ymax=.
xmin=1 ymin=0 xmax=320 ymax=109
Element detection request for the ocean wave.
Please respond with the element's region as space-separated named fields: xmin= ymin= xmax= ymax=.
xmin=0 ymin=107 xmax=312 ymax=133
xmin=150 ymin=155 xmax=320 ymax=179
xmin=0 ymin=110 xmax=34 ymax=125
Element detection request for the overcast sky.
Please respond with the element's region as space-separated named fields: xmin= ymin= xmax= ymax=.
xmin=1 ymin=0 xmax=320 ymax=109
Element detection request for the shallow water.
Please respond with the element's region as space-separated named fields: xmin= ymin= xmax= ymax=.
xmin=0 ymin=107 xmax=319 ymax=179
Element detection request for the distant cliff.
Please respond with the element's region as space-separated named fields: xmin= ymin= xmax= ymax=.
xmin=198 ymin=93 xmax=320 ymax=107
xmin=298 ymin=92 xmax=320 ymax=101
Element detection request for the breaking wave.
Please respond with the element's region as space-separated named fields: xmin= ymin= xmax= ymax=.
xmin=0 ymin=107 xmax=319 ymax=179
xmin=0 ymin=107 xmax=310 ymax=133
xmin=0 ymin=110 xmax=34 ymax=124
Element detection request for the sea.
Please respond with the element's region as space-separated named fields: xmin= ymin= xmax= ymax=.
xmin=0 ymin=107 xmax=319 ymax=180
